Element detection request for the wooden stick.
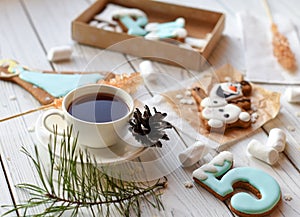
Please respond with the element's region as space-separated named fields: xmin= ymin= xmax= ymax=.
xmin=262 ymin=0 xmax=273 ymax=23
xmin=0 ymin=98 xmax=62 ymax=123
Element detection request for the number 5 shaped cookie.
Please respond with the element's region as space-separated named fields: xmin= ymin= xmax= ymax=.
xmin=192 ymin=151 xmax=281 ymax=217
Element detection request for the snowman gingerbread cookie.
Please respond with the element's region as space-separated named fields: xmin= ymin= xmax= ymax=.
xmin=192 ymin=80 xmax=252 ymax=132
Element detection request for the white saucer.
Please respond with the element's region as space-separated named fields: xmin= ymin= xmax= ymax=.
xmin=35 ymin=112 xmax=147 ymax=165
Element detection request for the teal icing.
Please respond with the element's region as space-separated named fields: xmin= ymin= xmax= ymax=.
xmin=149 ymin=19 xmax=185 ymax=38
xmin=153 ymin=20 xmax=184 ymax=30
xmin=120 ymin=15 xmax=148 ymax=36
xmin=17 ymin=67 xmax=103 ymax=97
xmin=200 ymin=165 xmax=281 ymax=215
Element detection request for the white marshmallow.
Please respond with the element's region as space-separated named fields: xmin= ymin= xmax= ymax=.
xmin=266 ymin=128 xmax=286 ymax=152
xmin=178 ymin=142 xmax=209 ymax=167
xmin=247 ymin=139 xmax=279 ymax=165
xmin=102 ymin=25 xmax=115 ymax=32
xmin=96 ymin=22 xmax=109 ymax=29
xmin=89 ymin=20 xmax=99 ymax=27
xmin=47 ymin=45 xmax=72 ymax=62
xmin=285 ymin=87 xmax=300 ymax=103
xmin=185 ymin=37 xmax=207 ymax=48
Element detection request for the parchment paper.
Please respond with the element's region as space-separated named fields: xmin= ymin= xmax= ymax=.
xmin=163 ymin=64 xmax=281 ymax=147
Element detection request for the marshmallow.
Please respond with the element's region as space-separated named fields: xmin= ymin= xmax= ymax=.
xmin=247 ymin=139 xmax=279 ymax=165
xmin=266 ymin=128 xmax=286 ymax=152
xmin=89 ymin=20 xmax=99 ymax=27
xmin=285 ymin=87 xmax=300 ymax=103
xmin=96 ymin=22 xmax=109 ymax=29
xmin=102 ymin=25 xmax=115 ymax=32
xmin=178 ymin=142 xmax=209 ymax=167
xmin=139 ymin=60 xmax=157 ymax=81
xmin=185 ymin=37 xmax=207 ymax=48
xmin=47 ymin=45 xmax=72 ymax=62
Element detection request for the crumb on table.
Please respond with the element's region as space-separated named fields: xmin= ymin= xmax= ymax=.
xmin=184 ymin=181 xmax=193 ymax=188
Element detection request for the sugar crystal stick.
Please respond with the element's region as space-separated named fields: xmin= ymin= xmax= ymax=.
xmin=263 ymin=0 xmax=297 ymax=72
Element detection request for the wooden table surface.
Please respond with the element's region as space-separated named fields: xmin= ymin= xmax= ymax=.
xmin=0 ymin=0 xmax=300 ymax=216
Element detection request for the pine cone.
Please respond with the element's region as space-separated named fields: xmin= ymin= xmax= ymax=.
xmin=129 ymin=105 xmax=172 ymax=147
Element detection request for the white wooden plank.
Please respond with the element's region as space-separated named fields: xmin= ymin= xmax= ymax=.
xmin=22 ymin=0 xmax=130 ymax=72
xmin=0 ymin=0 xmax=299 ymax=216
xmin=0 ymin=161 xmax=16 ymax=216
xmin=0 ymin=0 xmax=55 ymax=215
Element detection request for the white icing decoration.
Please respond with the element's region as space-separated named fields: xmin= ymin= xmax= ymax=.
xmin=210 ymin=151 xmax=233 ymax=166
xmin=144 ymin=32 xmax=159 ymax=40
xmin=112 ymin=8 xmax=146 ymax=18
xmin=176 ymin=17 xmax=185 ymax=26
xmin=192 ymin=151 xmax=233 ymax=180
xmin=200 ymin=97 xmax=227 ymax=108
xmin=239 ymin=112 xmax=251 ymax=122
xmin=144 ymin=17 xmax=186 ymax=40
xmin=193 ymin=164 xmax=217 ymax=180
xmin=208 ymin=119 xmax=224 ymax=128
xmin=145 ymin=22 xmax=159 ymax=32
xmin=202 ymin=104 xmax=242 ymax=125
xmin=172 ymin=28 xmax=187 ymax=38
xmin=93 ymin=3 xmax=122 ymax=25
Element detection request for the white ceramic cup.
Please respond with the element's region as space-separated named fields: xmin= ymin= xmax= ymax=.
xmin=42 ymin=84 xmax=134 ymax=148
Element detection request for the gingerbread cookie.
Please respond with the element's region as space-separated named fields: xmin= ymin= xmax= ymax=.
xmin=192 ymin=151 xmax=281 ymax=217
xmin=112 ymin=8 xmax=148 ymax=36
xmin=144 ymin=17 xmax=187 ymax=42
xmin=192 ymin=80 xmax=252 ymax=131
xmin=193 ymin=80 xmax=252 ymax=110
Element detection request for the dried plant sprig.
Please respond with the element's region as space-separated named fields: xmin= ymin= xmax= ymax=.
xmin=0 ymin=98 xmax=63 ymax=123
xmin=263 ymin=0 xmax=297 ymax=72
xmin=98 ymin=72 xmax=143 ymax=94
xmin=129 ymin=105 xmax=173 ymax=147
xmin=1 ymin=126 xmax=167 ymax=217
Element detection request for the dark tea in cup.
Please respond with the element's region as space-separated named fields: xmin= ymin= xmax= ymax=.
xmin=67 ymin=93 xmax=129 ymax=123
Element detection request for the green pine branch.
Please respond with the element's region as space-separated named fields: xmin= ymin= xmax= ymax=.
xmin=1 ymin=126 xmax=167 ymax=217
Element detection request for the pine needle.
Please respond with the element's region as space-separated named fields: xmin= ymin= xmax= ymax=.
xmin=1 ymin=126 xmax=167 ymax=216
